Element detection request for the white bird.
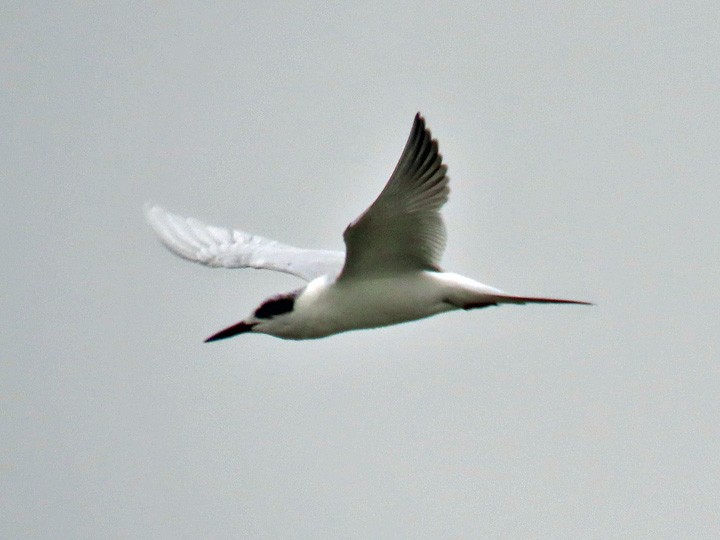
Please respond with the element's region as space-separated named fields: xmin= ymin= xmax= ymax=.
xmin=146 ymin=113 xmax=591 ymax=342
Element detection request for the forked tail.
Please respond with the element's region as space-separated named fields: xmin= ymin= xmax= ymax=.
xmin=493 ymin=295 xmax=593 ymax=306
xmin=460 ymin=294 xmax=592 ymax=310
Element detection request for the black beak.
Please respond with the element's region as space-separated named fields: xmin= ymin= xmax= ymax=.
xmin=204 ymin=321 xmax=257 ymax=343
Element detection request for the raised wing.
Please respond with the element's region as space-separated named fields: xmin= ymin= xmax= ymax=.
xmin=340 ymin=113 xmax=449 ymax=280
xmin=145 ymin=205 xmax=345 ymax=282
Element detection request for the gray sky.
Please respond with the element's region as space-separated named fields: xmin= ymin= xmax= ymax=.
xmin=3 ymin=2 xmax=719 ymax=538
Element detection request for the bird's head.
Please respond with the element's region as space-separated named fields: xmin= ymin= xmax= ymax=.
xmin=204 ymin=289 xmax=301 ymax=342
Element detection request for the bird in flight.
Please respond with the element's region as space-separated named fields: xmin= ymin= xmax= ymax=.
xmin=146 ymin=113 xmax=590 ymax=341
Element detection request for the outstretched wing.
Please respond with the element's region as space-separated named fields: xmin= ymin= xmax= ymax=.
xmin=340 ymin=113 xmax=450 ymax=280
xmin=145 ymin=205 xmax=345 ymax=282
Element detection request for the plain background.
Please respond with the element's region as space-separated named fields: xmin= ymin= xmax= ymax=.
xmin=3 ymin=2 xmax=719 ymax=538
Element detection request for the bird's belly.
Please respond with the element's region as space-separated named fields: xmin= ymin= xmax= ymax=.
xmin=293 ymin=273 xmax=454 ymax=338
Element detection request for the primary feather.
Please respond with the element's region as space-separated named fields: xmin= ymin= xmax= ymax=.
xmin=340 ymin=113 xmax=449 ymax=280
xmin=145 ymin=205 xmax=344 ymax=282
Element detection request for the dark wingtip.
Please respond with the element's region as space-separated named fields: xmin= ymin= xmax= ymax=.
xmin=204 ymin=321 xmax=257 ymax=343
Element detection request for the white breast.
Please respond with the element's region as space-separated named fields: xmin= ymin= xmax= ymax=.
xmin=282 ymin=272 xmax=455 ymax=338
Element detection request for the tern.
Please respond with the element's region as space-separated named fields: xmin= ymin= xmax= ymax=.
xmin=146 ymin=113 xmax=590 ymax=341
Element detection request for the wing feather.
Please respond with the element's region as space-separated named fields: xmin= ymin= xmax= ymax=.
xmin=340 ymin=113 xmax=450 ymax=280
xmin=145 ymin=205 xmax=344 ymax=282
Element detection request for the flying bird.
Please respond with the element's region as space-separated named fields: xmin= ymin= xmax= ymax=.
xmin=146 ymin=113 xmax=590 ymax=341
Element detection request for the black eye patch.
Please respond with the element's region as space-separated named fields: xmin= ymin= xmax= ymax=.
xmin=255 ymin=295 xmax=295 ymax=319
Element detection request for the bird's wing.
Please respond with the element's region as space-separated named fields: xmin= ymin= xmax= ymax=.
xmin=145 ymin=205 xmax=345 ymax=282
xmin=339 ymin=113 xmax=450 ymax=280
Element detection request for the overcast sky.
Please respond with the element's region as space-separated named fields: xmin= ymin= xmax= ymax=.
xmin=3 ymin=2 xmax=719 ymax=538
